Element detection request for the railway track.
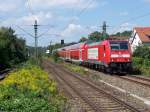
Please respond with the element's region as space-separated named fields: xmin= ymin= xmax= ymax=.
xmin=64 ymin=61 xmax=150 ymax=88
xmin=43 ymin=62 xmax=92 ymax=111
xmin=118 ymin=75 xmax=150 ymax=88
xmin=44 ymin=60 xmax=143 ymax=112
xmin=72 ymin=61 xmax=150 ymax=88
xmin=0 ymin=69 xmax=11 ymax=80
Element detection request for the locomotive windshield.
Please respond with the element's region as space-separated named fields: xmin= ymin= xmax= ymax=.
xmin=110 ymin=42 xmax=128 ymax=50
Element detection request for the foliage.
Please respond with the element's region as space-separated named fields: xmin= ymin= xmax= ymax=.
xmin=133 ymin=45 xmax=150 ymax=60
xmin=140 ymin=67 xmax=150 ymax=76
xmin=112 ymin=31 xmax=132 ymax=37
xmin=132 ymin=57 xmax=150 ymax=76
xmin=79 ymin=37 xmax=88 ymax=42
xmin=52 ymin=51 xmax=60 ymax=63
xmin=131 ymin=45 xmax=150 ymax=76
xmin=0 ymin=27 xmax=27 ymax=69
xmin=0 ymin=64 xmax=66 ymax=111
xmin=27 ymin=46 xmax=47 ymax=57
xmin=88 ymin=31 xmax=109 ymax=41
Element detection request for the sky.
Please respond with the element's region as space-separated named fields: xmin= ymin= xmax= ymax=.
xmin=0 ymin=0 xmax=150 ymax=46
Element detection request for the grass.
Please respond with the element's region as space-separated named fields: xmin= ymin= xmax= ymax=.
xmin=138 ymin=66 xmax=150 ymax=77
xmin=63 ymin=63 xmax=89 ymax=76
xmin=0 ymin=61 xmax=67 ymax=112
xmin=132 ymin=57 xmax=150 ymax=77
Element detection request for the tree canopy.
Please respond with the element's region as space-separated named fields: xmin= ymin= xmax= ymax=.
xmin=133 ymin=45 xmax=150 ymax=60
xmin=0 ymin=27 xmax=27 ymax=69
xmin=79 ymin=37 xmax=88 ymax=42
xmin=88 ymin=31 xmax=109 ymax=42
xmin=112 ymin=31 xmax=132 ymax=37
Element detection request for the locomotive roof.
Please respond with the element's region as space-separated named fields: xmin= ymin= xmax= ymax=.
xmin=86 ymin=41 xmax=102 ymax=46
xmin=86 ymin=40 xmax=128 ymax=46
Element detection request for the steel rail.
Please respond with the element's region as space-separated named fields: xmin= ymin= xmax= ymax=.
xmin=117 ymin=76 xmax=150 ymax=88
xmin=129 ymin=76 xmax=150 ymax=82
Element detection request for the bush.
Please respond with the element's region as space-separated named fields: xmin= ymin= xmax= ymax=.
xmin=132 ymin=57 xmax=150 ymax=76
xmin=0 ymin=27 xmax=27 ymax=69
xmin=133 ymin=45 xmax=150 ymax=60
xmin=52 ymin=51 xmax=59 ymax=62
xmin=0 ymin=64 xmax=66 ymax=111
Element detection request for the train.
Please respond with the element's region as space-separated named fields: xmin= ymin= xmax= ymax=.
xmin=57 ymin=40 xmax=132 ymax=74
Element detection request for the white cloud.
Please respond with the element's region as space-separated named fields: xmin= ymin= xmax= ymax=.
xmin=0 ymin=0 xmax=21 ymax=12
xmin=120 ymin=11 xmax=129 ymax=16
xmin=0 ymin=3 xmax=16 ymax=12
xmin=1 ymin=11 xmax=54 ymax=26
xmin=119 ymin=22 xmax=135 ymax=32
xmin=61 ymin=24 xmax=86 ymax=42
xmin=60 ymin=23 xmax=98 ymax=42
xmin=61 ymin=24 xmax=84 ymax=37
xmin=27 ymin=0 xmax=97 ymax=9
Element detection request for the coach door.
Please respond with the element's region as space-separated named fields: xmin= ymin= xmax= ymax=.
xmin=102 ymin=45 xmax=106 ymax=62
xmin=66 ymin=51 xmax=70 ymax=60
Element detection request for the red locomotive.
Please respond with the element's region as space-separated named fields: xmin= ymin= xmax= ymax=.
xmin=57 ymin=40 xmax=132 ymax=73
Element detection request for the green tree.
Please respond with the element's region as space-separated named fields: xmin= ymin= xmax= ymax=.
xmin=133 ymin=45 xmax=150 ymax=60
xmin=112 ymin=31 xmax=132 ymax=37
xmin=0 ymin=27 xmax=27 ymax=69
xmin=79 ymin=37 xmax=88 ymax=42
xmin=88 ymin=31 xmax=109 ymax=41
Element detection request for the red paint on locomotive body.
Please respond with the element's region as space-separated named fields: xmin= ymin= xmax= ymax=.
xmin=57 ymin=40 xmax=132 ymax=73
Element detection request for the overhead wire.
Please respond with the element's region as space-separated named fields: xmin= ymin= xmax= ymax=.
xmin=13 ymin=0 xmax=39 ymax=40
xmin=111 ymin=11 xmax=150 ymax=34
xmin=15 ymin=25 xmax=34 ymax=37
xmin=64 ymin=0 xmax=95 ymax=28
xmin=38 ymin=0 xmax=96 ymax=38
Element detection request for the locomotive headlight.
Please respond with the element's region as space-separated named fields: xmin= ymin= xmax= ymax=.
xmin=111 ymin=54 xmax=119 ymax=58
xmin=122 ymin=54 xmax=130 ymax=58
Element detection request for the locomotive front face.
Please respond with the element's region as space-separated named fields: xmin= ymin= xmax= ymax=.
xmin=109 ymin=41 xmax=131 ymax=63
xmin=108 ymin=41 xmax=132 ymax=73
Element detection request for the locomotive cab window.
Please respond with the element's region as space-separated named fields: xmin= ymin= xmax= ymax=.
xmin=120 ymin=42 xmax=128 ymax=50
xmin=110 ymin=42 xmax=128 ymax=50
xmin=110 ymin=44 xmax=119 ymax=50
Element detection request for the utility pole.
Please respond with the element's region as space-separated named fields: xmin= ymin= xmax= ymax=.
xmin=102 ymin=21 xmax=107 ymax=35
xmin=34 ymin=20 xmax=38 ymax=58
xmin=102 ymin=21 xmax=109 ymax=40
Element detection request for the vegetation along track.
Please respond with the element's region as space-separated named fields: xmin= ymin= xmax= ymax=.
xmin=117 ymin=75 xmax=150 ymax=88
xmin=44 ymin=60 xmax=142 ymax=112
